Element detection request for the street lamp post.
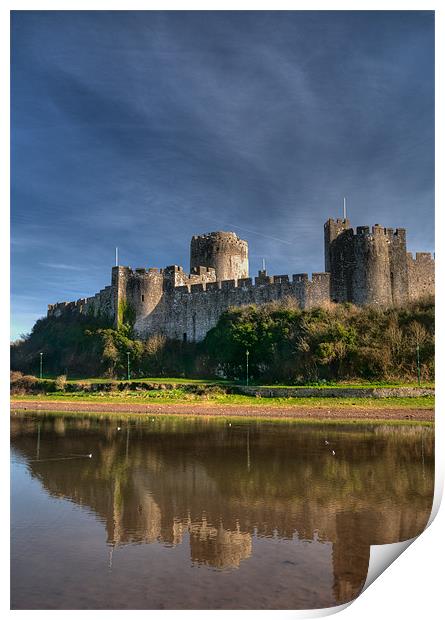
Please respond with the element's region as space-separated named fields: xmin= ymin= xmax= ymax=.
xmin=39 ymin=352 xmax=43 ymax=380
xmin=416 ymin=344 xmax=421 ymax=386
xmin=127 ymin=351 xmax=131 ymax=381
xmin=246 ymin=349 xmax=249 ymax=386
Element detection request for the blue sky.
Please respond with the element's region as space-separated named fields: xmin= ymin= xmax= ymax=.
xmin=11 ymin=10 xmax=434 ymax=339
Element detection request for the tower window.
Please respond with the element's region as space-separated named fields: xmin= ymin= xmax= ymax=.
xmin=141 ymin=294 xmax=145 ymax=302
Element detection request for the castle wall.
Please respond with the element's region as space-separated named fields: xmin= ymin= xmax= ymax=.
xmin=90 ymin=285 xmax=114 ymax=318
xmin=190 ymin=231 xmax=248 ymax=281
xmin=387 ymin=228 xmax=409 ymax=305
xmin=132 ymin=272 xmax=331 ymax=342
xmin=407 ymin=252 xmax=435 ymax=301
xmin=47 ymin=285 xmax=114 ymax=320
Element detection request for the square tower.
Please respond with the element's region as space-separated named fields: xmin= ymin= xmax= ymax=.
xmin=324 ymin=218 xmax=351 ymax=272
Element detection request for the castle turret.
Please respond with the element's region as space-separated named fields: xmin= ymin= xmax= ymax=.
xmin=190 ymin=231 xmax=248 ymax=282
xmin=111 ymin=265 xmax=131 ymax=328
xmin=324 ymin=217 xmax=351 ymax=272
xmin=325 ymin=221 xmax=405 ymax=307
xmin=351 ymin=225 xmax=392 ymax=306
xmin=112 ymin=265 xmax=164 ymax=332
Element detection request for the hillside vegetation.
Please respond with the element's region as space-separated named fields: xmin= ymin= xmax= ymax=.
xmin=11 ymin=298 xmax=434 ymax=384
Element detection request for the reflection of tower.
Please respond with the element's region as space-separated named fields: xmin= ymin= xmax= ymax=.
xmin=189 ymin=517 xmax=252 ymax=569
xmin=108 ymin=479 xmax=162 ymax=546
xmin=142 ymin=496 xmax=162 ymax=543
xmin=112 ymin=478 xmax=124 ymax=545
xmin=331 ymin=510 xmax=373 ymax=604
xmin=36 ymin=422 xmax=41 ymax=459
xmin=246 ymin=430 xmax=250 ymax=471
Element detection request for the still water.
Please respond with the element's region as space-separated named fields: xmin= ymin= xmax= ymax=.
xmin=11 ymin=412 xmax=434 ymax=610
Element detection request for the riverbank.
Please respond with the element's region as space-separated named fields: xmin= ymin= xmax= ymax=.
xmin=11 ymin=396 xmax=434 ymax=422
xmin=11 ymin=372 xmax=435 ymax=399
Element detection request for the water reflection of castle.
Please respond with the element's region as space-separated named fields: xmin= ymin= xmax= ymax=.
xmin=11 ymin=416 xmax=434 ymax=605
xmin=107 ymin=484 xmax=252 ymax=569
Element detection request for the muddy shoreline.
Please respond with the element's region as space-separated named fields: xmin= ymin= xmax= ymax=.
xmin=10 ymin=399 xmax=434 ymax=421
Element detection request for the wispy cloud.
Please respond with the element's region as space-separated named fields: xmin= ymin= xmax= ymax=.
xmin=39 ymin=262 xmax=86 ymax=271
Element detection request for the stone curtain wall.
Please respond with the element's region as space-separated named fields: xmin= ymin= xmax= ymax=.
xmin=388 ymin=228 xmax=409 ymax=306
xmin=47 ymin=285 xmax=114 ymax=320
xmin=407 ymin=252 xmax=435 ymax=301
xmin=133 ymin=272 xmax=331 ymax=342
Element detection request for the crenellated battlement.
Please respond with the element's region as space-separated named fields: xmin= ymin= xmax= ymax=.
xmin=348 ymin=224 xmax=406 ymax=239
xmin=191 ymin=231 xmax=246 ymax=247
xmin=113 ymin=266 xmax=162 ymax=277
xmin=48 ymin=285 xmax=114 ymax=319
xmin=171 ymin=271 xmax=330 ymax=295
xmin=407 ymin=251 xmax=434 ymax=263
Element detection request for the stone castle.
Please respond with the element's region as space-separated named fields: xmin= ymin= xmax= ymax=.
xmin=48 ymin=217 xmax=434 ymax=342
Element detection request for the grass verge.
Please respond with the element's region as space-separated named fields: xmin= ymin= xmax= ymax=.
xmin=60 ymin=377 xmax=435 ymax=388
xmin=11 ymin=391 xmax=435 ymax=410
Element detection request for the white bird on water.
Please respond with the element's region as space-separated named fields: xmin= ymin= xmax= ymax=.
xmin=324 ymin=440 xmax=329 ymax=445
xmin=89 ymin=454 xmax=92 ymax=458
xmin=117 ymin=427 xmax=121 ymax=431
xmin=332 ymin=450 xmax=336 ymax=456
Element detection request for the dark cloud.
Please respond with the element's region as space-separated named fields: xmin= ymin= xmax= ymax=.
xmin=11 ymin=10 xmax=434 ymax=338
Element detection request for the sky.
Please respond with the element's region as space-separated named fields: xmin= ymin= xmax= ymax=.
xmin=11 ymin=10 xmax=434 ymax=339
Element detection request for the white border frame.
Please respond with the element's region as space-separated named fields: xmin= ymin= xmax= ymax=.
xmin=3 ymin=3 xmax=443 ymax=619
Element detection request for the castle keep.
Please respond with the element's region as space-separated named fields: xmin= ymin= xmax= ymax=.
xmin=48 ymin=218 xmax=434 ymax=342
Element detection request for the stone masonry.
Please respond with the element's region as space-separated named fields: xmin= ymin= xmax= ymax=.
xmin=47 ymin=219 xmax=434 ymax=342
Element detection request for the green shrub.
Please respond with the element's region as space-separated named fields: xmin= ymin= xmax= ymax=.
xmin=55 ymin=375 xmax=67 ymax=391
xmin=10 ymin=371 xmax=38 ymax=394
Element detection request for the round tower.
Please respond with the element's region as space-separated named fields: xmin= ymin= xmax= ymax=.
xmin=351 ymin=225 xmax=392 ymax=306
xmin=190 ymin=231 xmax=248 ymax=281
